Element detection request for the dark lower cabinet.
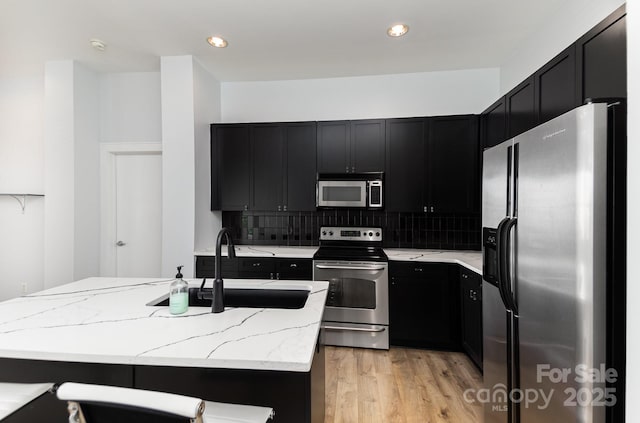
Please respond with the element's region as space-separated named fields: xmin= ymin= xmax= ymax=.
xmin=195 ymin=256 xmax=312 ymax=281
xmin=389 ymin=262 xmax=460 ymax=349
xmin=460 ymin=267 xmax=483 ymax=371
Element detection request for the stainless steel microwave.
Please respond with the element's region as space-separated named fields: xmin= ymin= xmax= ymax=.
xmin=316 ymin=173 xmax=383 ymax=209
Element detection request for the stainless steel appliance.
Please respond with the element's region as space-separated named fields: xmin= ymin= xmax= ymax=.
xmin=482 ymin=102 xmax=626 ymax=423
xmin=313 ymin=226 xmax=389 ymax=349
xmin=316 ymin=173 xmax=383 ymax=209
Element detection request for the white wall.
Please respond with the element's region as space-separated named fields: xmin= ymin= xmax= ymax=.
xmin=99 ymin=72 xmax=162 ymax=143
xmin=0 ymin=76 xmax=44 ymax=300
xmin=221 ymin=68 xmax=500 ymax=122
xmin=499 ymin=0 xmax=626 ymax=95
xmin=43 ymin=61 xmax=76 ymax=289
xmin=44 ymin=61 xmax=102 ymax=288
xmin=73 ymin=63 xmax=100 ymax=280
xmin=193 ymin=59 xmax=222 ymax=252
xmin=626 ymin=2 xmax=638 ymax=421
xmin=160 ymin=56 xmax=197 ymax=278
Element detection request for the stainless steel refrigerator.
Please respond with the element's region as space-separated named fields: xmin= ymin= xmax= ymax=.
xmin=482 ymin=101 xmax=626 ymax=423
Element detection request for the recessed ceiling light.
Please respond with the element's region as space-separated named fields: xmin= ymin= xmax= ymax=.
xmin=207 ymin=36 xmax=228 ymax=48
xmin=387 ymin=24 xmax=409 ymax=37
xmin=89 ymin=38 xmax=106 ymax=51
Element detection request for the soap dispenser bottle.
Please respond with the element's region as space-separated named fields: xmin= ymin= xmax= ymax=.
xmin=169 ymin=265 xmax=189 ymax=315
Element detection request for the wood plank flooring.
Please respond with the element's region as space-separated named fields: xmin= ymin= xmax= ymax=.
xmin=325 ymin=346 xmax=483 ymax=423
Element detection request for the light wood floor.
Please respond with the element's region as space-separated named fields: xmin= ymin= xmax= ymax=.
xmin=324 ymin=346 xmax=483 ymax=423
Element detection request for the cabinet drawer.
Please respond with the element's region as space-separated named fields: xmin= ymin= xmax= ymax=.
xmin=195 ymin=256 xmax=238 ymax=278
xmin=276 ymin=259 xmax=312 ymax=280
xmin=389 ymin=261 xmax=447 ymax=278
xmin=238 ymin=258 xmax=276 ymax=278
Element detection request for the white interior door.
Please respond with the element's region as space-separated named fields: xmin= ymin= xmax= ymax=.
xmin=115 ymin=153 xmax=162 ymax=277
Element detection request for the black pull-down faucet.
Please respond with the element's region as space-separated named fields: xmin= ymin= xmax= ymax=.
xmin=212 ymin=227 xmax=236 ymax=313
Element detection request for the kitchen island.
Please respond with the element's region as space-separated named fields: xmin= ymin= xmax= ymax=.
xmin=0 ymin=277 xmax=328 ymax=423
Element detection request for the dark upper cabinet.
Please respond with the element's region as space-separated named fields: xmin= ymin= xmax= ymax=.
xmin=212 ymin=124 xmax=251 ymax=211
xmin=351 ymin=120 xmax=386 ymax=172
xmin=427 ymin=115 xmax=480 ymax=214
xmin=284 ymin=123 xmax=317 ymax=211
xmin=385 ymin=118 xmax=427 ymax=212
xmin=576 ymin=4 xmax=626 ymax=103
xmin=534 ymin=44 xmax=577 ymax=125
xmin=316 ymin=121 xmax=349 ymax=173
xmin=317 ymin=119 xmax=385 ymax=173
xmin=212 ymin=122 xmax=316 ymax=212
xmin=506 ymin=76 xmax=537 ymax=138
xmin=251 ymin=124 xmax=284 ymax=211
xmin=480 ymin=96 xmax=507 ymax=150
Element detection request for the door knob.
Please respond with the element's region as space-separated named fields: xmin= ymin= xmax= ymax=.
xmin=116 ymin=241 xmax=126 ymax=246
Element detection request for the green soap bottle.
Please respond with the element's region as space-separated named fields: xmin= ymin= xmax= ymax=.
xmin=169 ymin=265 xmax=189 ymax=315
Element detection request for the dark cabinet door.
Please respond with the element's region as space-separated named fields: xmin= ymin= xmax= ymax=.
xmin=385 ymin=118 xmax=426 ymax=212
xmin=285 ymin=123 xmax=317 ymax=211
xmin=427 ymin=115 xmax=480 ymax=214
xmin=350 ymin=119 xmax=386 ymax=173
xmin=534 ymin=44 xmax=577 ymax=125
xmin=238 ymin=257 xmax=276 ymax=279
xmin=317 ymin=121 xmax=350 ymax=173
xmin=460 ymin=268 xmax=482 ymax=370
xmin=251 ymin=124 xmax=284 ymax=211
xmin=576 ymin=5 xmax=626 ymax=103
xmin=389 ymin=262 xmax=460 ymax=349
xmin=506 ymin=76 xmax=537 ymax=138
xmin=481 ymin=96 xmax=507 ymax=149
xmin=215 ymin=125 xmax=251 ymax=211
xmin=195 ymin=256 xmax=239 ymax=278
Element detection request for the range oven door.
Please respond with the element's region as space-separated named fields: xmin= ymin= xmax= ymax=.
xmin=313 ymin=261 xmax=388 ymax=325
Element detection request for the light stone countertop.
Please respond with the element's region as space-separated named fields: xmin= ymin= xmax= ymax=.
xmin=0 ymin=277 xmax=328 ymax=372
xmin=195 ymin=246 xmax=482 ymax=274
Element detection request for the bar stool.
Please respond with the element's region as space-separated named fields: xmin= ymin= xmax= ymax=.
xmin=0 ymin=382 xmax=54 ymax=421
xmin=56 ymin=382 xmax=274 ymax=423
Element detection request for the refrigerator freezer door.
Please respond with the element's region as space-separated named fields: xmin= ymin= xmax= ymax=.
xmin=516 ymin=104 xmax=608 ymax=422
xmin=482 ymin=138 xmax=513 ymax=423
xmin=483 ymin=281 xmax=509 ymax=423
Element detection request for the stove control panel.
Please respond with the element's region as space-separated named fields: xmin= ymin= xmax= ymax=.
xmin=319 ymin=227 xmax=382 ymax=242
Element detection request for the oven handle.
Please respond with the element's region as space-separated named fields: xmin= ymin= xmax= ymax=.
xmin=321 ymin=325 xmax=387 ymax=333
xmin=314 ymin=264 xmax=386 ymax=271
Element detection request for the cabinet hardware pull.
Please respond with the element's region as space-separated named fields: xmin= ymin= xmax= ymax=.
xmin=321 ymin=325 xmax=386 ymax=333
xmin=253 ymin=263 xmax=261 ymax=267
xmin=270 ymin=273 xmax=274 ymax=279
xmin=414 ymin=268 xmax=423 ymax=272
xmin=290 ymin=263 xmax=297 ymax=268
xmin=315 ymin=264 xmax=385 ymax=271
xmin=276 ymin=272 xmax=280 ymax=279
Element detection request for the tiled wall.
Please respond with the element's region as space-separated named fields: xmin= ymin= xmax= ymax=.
xmin=222 ymin=210 xmax=481 ymax=250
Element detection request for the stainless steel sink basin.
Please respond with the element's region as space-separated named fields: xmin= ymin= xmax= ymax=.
xmin=147 ymin=286 xmax=310 ymax=309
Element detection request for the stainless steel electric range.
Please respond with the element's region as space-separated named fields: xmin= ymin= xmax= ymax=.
xmin=312 ymin=227 xmax=389 ymax=349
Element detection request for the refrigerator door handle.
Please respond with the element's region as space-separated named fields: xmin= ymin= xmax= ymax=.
xmin=501 ymin=217 xmax=519 ymax=315
xmin=496 ymin=217 xmax=513 ymax=311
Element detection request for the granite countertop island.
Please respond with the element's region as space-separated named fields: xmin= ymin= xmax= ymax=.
xmin=0 ymin=277 xmax=328 ymax=423
xmin=0 ymin=277 xmax=328 ymax=372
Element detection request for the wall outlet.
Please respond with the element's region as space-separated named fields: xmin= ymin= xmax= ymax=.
xmin=21 ymin=282 xmax=27 ymax=295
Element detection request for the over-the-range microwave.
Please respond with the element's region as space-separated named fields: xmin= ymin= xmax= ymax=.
xmin=316 ymin=172 xmax=383 ymax=209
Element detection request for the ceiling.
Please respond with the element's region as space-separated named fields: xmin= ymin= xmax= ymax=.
xmin=1 ymin=0 xmax=566 ymax=81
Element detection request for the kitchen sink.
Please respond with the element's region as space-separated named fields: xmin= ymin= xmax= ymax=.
xmin=147 ymin=287 xmax=310 ymax=309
